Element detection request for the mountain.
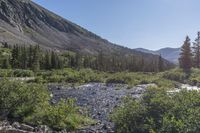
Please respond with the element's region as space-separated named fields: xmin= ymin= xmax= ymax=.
xmin=135 ymin=47 xmax=180 ymax=64
xmin=135 ymin=48 xmax=157 ymax=55
xmin=0 ymin=0 xmax=174 ymax=69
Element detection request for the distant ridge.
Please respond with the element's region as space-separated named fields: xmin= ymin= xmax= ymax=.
xmin=135 ymin=47 xmax=180 ymax=64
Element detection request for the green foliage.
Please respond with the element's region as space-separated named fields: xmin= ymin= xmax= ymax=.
xmin=35 ymin=68 xmax=104 ymax=83
xmin=161 ymin=68 xmax=187 ymax=82
xmin=0 ymin=79 xmax=92 ymax=131
xmin=105 ymin=72 xmax=176 ymax=89
xmin=25 ymin=99 xmax=93 ymax=130
xmin=0 ymin=69 xmax=34 ymax=77
xmin=179 ymin=36 xmax=193 ymax=71
xmin=111 ymin=87 xmax=200 ymax=133
xmin=0 ymin=79 xmax=49 ymax=119
xmin=188 ymin=68 xmax=200 ymax=86
xmin=0 ymin=44 xmax=173 ymax=72
xmin=106 ymin=72 xmax=155 ymax=85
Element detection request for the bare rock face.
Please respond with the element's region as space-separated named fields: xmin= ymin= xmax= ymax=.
xmin=0 ymin=0 xmax=122 ymax=54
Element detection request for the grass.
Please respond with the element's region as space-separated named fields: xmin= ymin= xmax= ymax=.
xmin=2 ymin=67 xmax=200 ymax=89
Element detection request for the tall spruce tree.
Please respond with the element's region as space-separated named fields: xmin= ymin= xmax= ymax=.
xmin=11 ymin=45 xmax=20 ymax=68
xmin=158 ymin=54 xmax=164 ymax=72
xmin=45 ymin=51 xmax=52 ymax=69
xmin=32 ymin=45 xmax=40 ymax=72
xmin=193 ymin=32 xmax=200 ymax=68
xmin=51 ymin=51 xmax=59 ymax=69
xmin=2 ymin=56 xmax=11 ymax=69
xmin=28 ymin=45 xmax=33 ymax=68
xmin=21 ymin=45 xmax=28 ymax=69
xmin=179 ymin=36 xmax=193 ymax=71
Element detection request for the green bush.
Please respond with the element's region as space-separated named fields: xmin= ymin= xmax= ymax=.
xmin=0 ymin=79 xmax=49 ymax=119
xmin=0 ymin=69 xmax=13 ymax=77
xmin=162 ymin=68 xmax=187 ymax=82
xmin=106 ymin=72 xmax=159 ymax=86
xmin=25 ymin=99 xmax=93 ymax=130
xmin=153 ymin=78 xmax=176 ymax=89
xmin=0 ymin=69 xmax=34 ymax=77
xmin=0 ymin=79 xmax=92 ymax=131
xmin=111 ymin=87 xmax=200 ymax=133
xmin=13 ymin=69 xmax=34 ymax=77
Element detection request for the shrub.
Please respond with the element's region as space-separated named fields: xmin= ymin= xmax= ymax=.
xmin=162 ymin=68 xmax=187 ymax=82
xmin=0 ymin=69 xmax=34 ymax=77
xmin=111 ymin=87 xmax=200 ymax=133
xmin=0 ymin=79 xmax=49 ymax=119
xmin=0 ymin=79 xmax=92 ymax=131
xmin=25 ymin=99 xmax=93 ymax=130
xmin=13 ymin=69 xmax=34 ymax=77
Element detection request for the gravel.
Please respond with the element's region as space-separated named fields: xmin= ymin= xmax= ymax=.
xmin=49 ymin=83 xmax=156 ymax=133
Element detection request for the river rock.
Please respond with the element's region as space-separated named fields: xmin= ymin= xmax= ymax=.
xmin=49 ymin=83 xmax=153 ymax=132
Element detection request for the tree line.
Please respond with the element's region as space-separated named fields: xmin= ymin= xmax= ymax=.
xmin=2 ymin=44 xmax=64 ymax=71
xmin=179 ymin=32 xmax=200 ymax=72
xmin=58 ymin=51 xmax=169 ymax=72
xmin=0 ymin=43 xmax=172 ymax=72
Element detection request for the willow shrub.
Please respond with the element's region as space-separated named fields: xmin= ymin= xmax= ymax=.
xmin=0 ymin=79 xmax=91 ymax=131
xmin=111 ymin=87 xmax=200 ymax=133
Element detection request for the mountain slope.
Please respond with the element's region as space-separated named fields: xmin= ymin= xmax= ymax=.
xmin=157 ymin=48 xmax=180 ymax=64
xmin=135 ymin=47 xmax=180 ymax=64
xmin=0 ymin=0 xmax=174 ymax=69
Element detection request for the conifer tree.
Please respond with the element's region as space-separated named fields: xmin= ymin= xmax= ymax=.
xmin=75 ymin=53 xmax=82 ymax=69
xmin=193 ymin=32 xmax=200 ymax=68
xmin=11 ymin=45 xmax=20 ymax=68
xmin=45 ymin=51 xmax=52 ymax=70
xmin=21 ymin=45 xmax=28 ymax=69
xmin=28 ymin=45 xmax=33 ymax=68
xmin=51 ymin=51 xmax=58 ymax=69
xmin=2 ymin=57 xmax=11 ymax=69
xmin=32 ymin=45 xmax=40 ymax=72
xmin=158 ymin=54 xmax=164 ymax=72
xmin=57 ymin=57 xmax=64 ymax=69
xmin=179 ymin=36 xmax=193 ymax=71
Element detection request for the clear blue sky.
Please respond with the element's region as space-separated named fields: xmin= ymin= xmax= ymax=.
xmin=33 ymin=0 xmax=200 ymax=50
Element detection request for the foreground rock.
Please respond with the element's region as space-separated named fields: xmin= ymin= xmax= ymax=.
xmin=0 ymin=121 xmax=51 ymax=133
xmin=49 ymin=83 xmax=156 ymax=132
xmin=168 ymin=84 xmax=200 ymax=93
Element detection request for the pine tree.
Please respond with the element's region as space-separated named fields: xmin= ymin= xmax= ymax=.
xmin=32 ymin=45 xmax=40 ymax=72
xmin=2 ymin=57 xmax=11 ymax=69
xmin=193 ymin=32 xmax=200 ymax=68
xmin=57 ymin=57 xmax=64 ymax=69
xmin=51 ymin=51 xmax=59 ymax=69
xmin=158 ymin=54 xmax=164 ymax=72
xmin=11 ymin=45 xmax=20 ymax=68
xmin=45 ymin=51 xmax=52 ymax=70
xmin=179 ymin=36 xmax=193 ymax=71
xmin=75 ymin=53 xmax=82 ymax=69
xmin=21 ymin=45 xmax=28 ymax=69
xmin=2 ymin=42 xmax=8 ymax=48
xmin=28 ymin=45 xmax=33 ymax=68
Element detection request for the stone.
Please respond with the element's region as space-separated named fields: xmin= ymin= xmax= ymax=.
xmin=48 ymin=83 xmax=151 ymax=132
xmin=2 ymin=129 xmax=29 ymax=133
xmin=36 ymin=125 xmax=52 ymax=133
xmin=20 ymin=124 xmax=34 ymax=132
xmin=12 ymin=122 xmax=21 ymax=129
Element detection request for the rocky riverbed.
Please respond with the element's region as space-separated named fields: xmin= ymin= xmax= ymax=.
xmin=49 ymin=83 xmax=156 ymax=133
xmin=1 ymin=82 xmax=199 ymax=133
xmin=0 ymin=83 xmax=156 ymax=133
